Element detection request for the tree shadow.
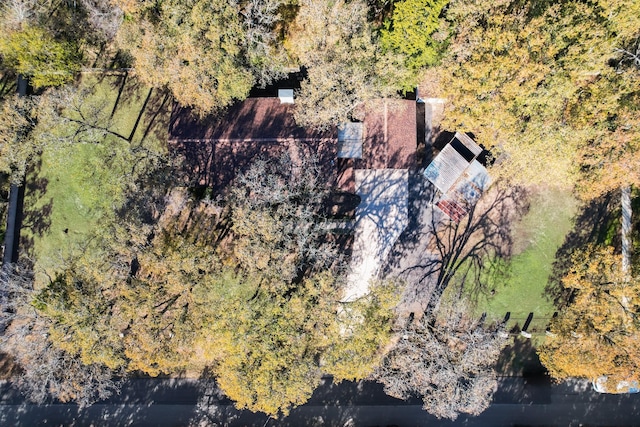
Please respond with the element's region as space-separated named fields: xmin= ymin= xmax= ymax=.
xmin=168 ymin=99 xmax=336 ymax=195
xmin=138 ymin=90 xmax=172 ymax=144
xmin=0 ymin=71 xmax=17 ymax=99
xmin=384 ymin=176 xmax=530 ymax=313
xmin=109 ymin=72 xmax=128 ymax=120
xmin=18 ymin=158 xmax=51 ymax=263
xmin=495 ymin=335 xmax=547 ymax=377
xmin=0 ymin=352 xmax=21 ymax=379
xmin=167 ymin=98 xmax=419 ymax=198
xmin=545 ymin=192 xmax=617 ymax=306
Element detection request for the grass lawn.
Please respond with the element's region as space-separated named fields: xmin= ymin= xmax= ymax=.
xmin=21 ymin=73 xmax=171 ymax=285
xmin=449 ymin=186 xmax=579 ymax=375
xmin=476 ymin=187 xmax=578 ymax=329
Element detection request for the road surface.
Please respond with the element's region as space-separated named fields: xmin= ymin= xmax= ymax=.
xmin=0 ymin=376 xmax=638 ymax=426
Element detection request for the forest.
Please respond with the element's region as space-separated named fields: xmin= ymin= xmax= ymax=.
xmin=0 ymin=0 xmax=639 ymax=420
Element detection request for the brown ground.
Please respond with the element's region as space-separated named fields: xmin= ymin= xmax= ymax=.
xmin=0 ymin=352 xmax=21 ymax=379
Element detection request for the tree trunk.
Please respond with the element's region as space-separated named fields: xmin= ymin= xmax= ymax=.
xmin=621 ymin=186 xmax=632 ymax=274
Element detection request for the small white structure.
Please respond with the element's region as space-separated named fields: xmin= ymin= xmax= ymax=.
xmin=337 ymin=122 xmax=364 ymax=159
xmin=423 ymin=132 xmax=491 ymax=222
xmin=278 ymin=88 xmax=294 ymax=104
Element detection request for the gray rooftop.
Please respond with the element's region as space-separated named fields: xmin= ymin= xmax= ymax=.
xmin=337 ymin=122 xmax=364 ymax=159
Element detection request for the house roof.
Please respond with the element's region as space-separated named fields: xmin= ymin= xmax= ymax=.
xmin=356 ymin=100 xmax=417 ymax=169
xmin=424 ymin=132 xmax=490 ymax=222
xmin=168 ymin=97 xmax=419 ymax=193
xmin=169 ymin=98 xmax=335 ymax=142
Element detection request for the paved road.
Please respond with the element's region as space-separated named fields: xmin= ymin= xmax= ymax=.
xmin=1 ymin=376 xmax=639 ymax=426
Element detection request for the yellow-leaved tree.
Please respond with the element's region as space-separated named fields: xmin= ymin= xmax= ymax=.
xmin=438 ymin=0 xmax=640 ymax=196
xmin=15 ymin=156 xmax=398 ymax=417
xmin=114 ymin=0 xmax=288 ymax=115
xmin=538 ymin=246 xmax=640 ymax=386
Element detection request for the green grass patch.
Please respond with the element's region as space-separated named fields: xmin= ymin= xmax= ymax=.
xmin=443 ymin=187 xmax=578 ymax=332
xmin=23 ymin=142 xmax=127 ymax=283
xmin=441 ymin=187 xmax=579 ymax=375
xmin=22 ymin=73 xmax=171 ymax=285
xmin=478 ymin=187 xmax=578 ymax=326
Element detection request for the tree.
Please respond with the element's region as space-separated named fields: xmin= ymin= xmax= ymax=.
xmin=114 ymin=0 xmax=287 ymax=115
xmin=34 ymin=86 xmax=129 ymax=145
xmin=380 ymin=0 xmax=449 ymax=71
xmin=0 ymin=25 xmax=81 ymax=88
xmin=538 ymin=246 xmax=640 ymax=387
xmin=323 ymin=280 xmax=399 ymax=381
xmin=0 ymin=94 xmax=39 ymax=184
xmin=212 ymin=155 xmax=396 ymax=416
xmin=23 ymin=155 xmax=397 ymax=415
xmin=0 ymin=263 xmax=123 ymax=407
xmin=571 ymin=70 xmax=640 ymax=199
xmin=77 ymin=0 xmax=123 ymax=41
xmin=372 ymin=299 xmax=507 ymax=420
xmin=226 ymin=153 xmax=339 ymax=290
xmin=286 ymin=0 xmax=410 ymax=128
xmin=437 ymin=0 xmax=640 ymax=194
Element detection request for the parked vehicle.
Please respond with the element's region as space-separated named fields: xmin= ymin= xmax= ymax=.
xmin=592 ymin=376 xmax=640 ymax=394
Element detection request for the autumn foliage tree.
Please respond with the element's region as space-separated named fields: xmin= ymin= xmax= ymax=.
xmin=0 ymin=263 xmax=123 ymax=407
xmin=373 ymin=300 xmax=507 ymax=420
xmin=286 ymin=0 xmax=410 ymax=128
xmin=538 ymin=246 xmax=640 ymax=387
xmin=211 ymin=155 xmax=397 ymax=415
xmin=114 ymin=0 xmax=288 ymax=115
xmin=0 ymin=0 xmax=115 ymax=86
xmin=438 ymin=0 xmax=640 ymax=196
xmin=7 ymin=156 xmax=397 ymax=416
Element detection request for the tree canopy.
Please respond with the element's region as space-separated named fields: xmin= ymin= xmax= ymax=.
xmin=538 ymin=246 xmax=640 ymax=386
xmin=380 ymin=0 xmax=448 ymax=71
xmin=287 ymin=0 xmax=411 ymax=128
xmin=6 ymin=156 xmax=397 ymax=416
xmin=373 ymin=300 xmax=507 ymax=420
xmin=438 ymin=0 xmax=640 ymax=196
xmin=114 ymin=0 xmax=287 ymax=115
xmin=0 ymin=26 xmax=81 ymax=88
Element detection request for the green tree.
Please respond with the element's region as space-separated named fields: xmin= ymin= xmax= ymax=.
xmin=538 ymin=246 xmax=640 ymax=387
xmin=380 ymin=0 xmax=449 ymax=71
xmin=0 ymin=26 xmax=81 ymax=88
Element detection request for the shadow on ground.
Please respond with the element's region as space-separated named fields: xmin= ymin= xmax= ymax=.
xmin=546 ymin=193 xmax=617 ymax=306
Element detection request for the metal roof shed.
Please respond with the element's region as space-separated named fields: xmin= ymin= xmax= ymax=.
xmin=423 ymin=132 xmax=483 ymax=193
